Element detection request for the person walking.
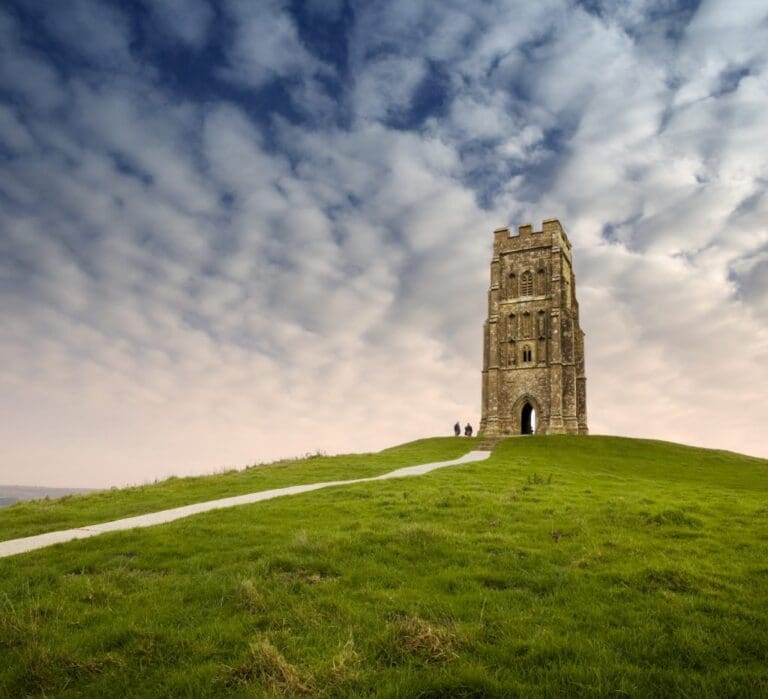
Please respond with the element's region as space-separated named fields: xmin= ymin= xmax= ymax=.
xmin=464 ymin=423 xmax=473 ymax=437
xmin=454 ymin=421 xmax=461 ymax=436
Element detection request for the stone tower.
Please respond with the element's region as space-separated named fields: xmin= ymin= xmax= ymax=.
xmin=479 ymin=219 xmax=588 ymax=436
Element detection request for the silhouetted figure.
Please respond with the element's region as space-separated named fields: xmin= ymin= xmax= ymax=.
xmin=454 ymin=421 xmax=461 ymax=436
xmin=464 ymin=423 xmax=473 ymax=437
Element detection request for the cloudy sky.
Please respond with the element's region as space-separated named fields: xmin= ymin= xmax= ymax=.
xmin=1 ymin=0 xmax=767 ymax=488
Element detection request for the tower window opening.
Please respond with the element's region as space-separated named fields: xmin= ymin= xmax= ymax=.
xmin=522 ymin=345 xmax=532 ymax=363
xmin=521 ymin=271 xmax=533 ymax=296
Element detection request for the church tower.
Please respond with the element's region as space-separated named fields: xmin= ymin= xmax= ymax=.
xmin=479 ymin=219 xmax=588 ymax=436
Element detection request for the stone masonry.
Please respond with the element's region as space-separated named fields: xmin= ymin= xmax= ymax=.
xmin=479 ymin=219 xmax=588 ymax=436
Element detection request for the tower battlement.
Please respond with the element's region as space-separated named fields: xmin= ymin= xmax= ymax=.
xmin=481 ymin=219 xmax=587 ymax=436
xmin=493 ymin=219 xmax=572 ymax=258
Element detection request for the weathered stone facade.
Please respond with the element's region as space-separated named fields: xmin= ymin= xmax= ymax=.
xmin=479 ymin=219 xmax=588 ymax=436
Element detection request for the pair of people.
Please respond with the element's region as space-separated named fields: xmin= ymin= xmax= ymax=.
xmin=454 ymin=422 xmax=473 ymax=437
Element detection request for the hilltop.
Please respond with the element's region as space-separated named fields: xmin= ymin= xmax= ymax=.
xmin=1 ymin=436 xmax=766 ymax=696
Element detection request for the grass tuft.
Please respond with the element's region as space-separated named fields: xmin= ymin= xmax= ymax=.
xmin=239 ymin=579 xmax=267 ymax=612
xmin=381 ymin=616 xmax=460 ymax=665
xmin=640 ymin=567 xmax=698 ymax=593
xmin=643 ymin=508 xmax=703 ymax=528
xmin=319 ymin=639 xmax=362 ymax=691
xmin=222 ymin=637 xmax=313 ymax=695
xmin=397 ymin=525 xmax=448 ymax=547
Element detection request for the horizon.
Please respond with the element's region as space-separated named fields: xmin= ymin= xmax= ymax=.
xmin=3 ymin=432 xmax=765 ymax=492
xmin=2 ymin=0 xmax=768 ymax=488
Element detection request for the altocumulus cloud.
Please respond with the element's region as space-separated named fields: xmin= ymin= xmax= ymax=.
xmin=0 ymin=0 xmax=767 ymax=487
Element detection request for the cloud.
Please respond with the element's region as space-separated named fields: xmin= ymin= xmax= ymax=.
xmin=219 ymin=0 xmax=329 ymax=88
xmin=1 ymin=0 xmax=768 ymax=488
xmin=351 ymin=56 xmax=428 ymax=122
xmin=0 ymin=10 xmax=67 ymax=111
xmin=144 ymin=0 xmax=214 ymax=49
xmin=0 ymin=105 xmax=34 ymax=151
xmin=304 ymin=0 xmax=346 ymax=19
xmin=39 ymin=0 xmax=134 ymax=67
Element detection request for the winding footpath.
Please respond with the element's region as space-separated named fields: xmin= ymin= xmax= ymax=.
xmin=0 ymin=450 xmax=491 ymax=559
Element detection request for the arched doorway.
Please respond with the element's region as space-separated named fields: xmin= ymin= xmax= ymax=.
xmin=521 ymin=402 xmax=536 ymax=435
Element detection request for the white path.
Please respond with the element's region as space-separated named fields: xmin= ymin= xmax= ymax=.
xmin=0 ymin=450 xmax=491 ymax=559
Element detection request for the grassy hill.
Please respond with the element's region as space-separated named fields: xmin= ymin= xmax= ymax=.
xmin=1 ymin=435 xmax=767 ymax=697
xmin=0 ymin=439 xmax=470 ymax=541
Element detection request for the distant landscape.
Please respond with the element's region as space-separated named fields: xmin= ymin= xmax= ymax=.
xmin=0 ymin=485 xmax=93 ymax=509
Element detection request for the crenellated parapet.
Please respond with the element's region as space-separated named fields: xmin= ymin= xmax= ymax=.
xmin=493 ymin=219 xmax=572 ymax=263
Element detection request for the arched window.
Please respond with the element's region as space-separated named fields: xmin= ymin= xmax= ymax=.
xmin=522 ymin=345 xmax=532 ymax=363
xmin=520 ymin=270 xmax=533 ymax=296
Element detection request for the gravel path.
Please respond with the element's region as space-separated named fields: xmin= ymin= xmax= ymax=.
xmin=0 ymin=450 xmax=491 ymax=558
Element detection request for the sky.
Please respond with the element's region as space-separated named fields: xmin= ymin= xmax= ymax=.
xmin=1 ymin=0 xmax=767 ymax=488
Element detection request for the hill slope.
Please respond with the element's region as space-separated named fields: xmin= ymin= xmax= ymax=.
xmin=1 ymin=435 xmax=767 ymax=697
xmin=0 ymin=438 xmax=470 ymax=541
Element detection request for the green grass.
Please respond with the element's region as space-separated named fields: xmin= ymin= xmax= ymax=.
xmin=0 ymin=437 xmax=471 ymax=541
xmin=1 ymin=435 xmax=767 ymax=697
